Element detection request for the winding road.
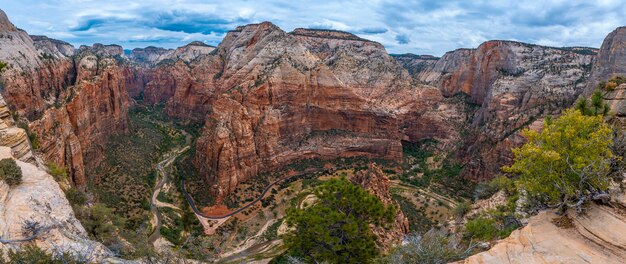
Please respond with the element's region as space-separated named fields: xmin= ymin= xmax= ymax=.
xmin=148 ymin=146 xmax=190 ymax=244
xmin=181 ymin=172 xmax=307 ymax=220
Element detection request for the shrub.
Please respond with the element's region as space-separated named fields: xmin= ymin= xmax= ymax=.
xmin=0 ymin=158 xmax=22 ymax=187
xmin=0 ymin=60 xmax=7 ymax=73
xmin=2 ymin=244 xmax=83 ymax=264
xmin=380 ymin=229 xmax=473 ymax=264
xmin=503 ymin=108 xmax=613 ymax=212
xmin=464 ymin=217 xmax=499 ymax=241
xmin=452 ymin=201 xmax=471 ymax=218
xmin=47 ymin=162 xmax=68 ymax=182
xmin=65 ymin=188 xmax=87 ymax=206
xmin=575 ymin=90 xmax=610 ymax=116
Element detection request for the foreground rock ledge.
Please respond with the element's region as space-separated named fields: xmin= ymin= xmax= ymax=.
xmin=457 ymin=198 xmax=626 ymax=264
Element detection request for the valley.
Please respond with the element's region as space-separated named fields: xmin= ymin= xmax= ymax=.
xmin=0 ymin=6 xmax=625 ymax=263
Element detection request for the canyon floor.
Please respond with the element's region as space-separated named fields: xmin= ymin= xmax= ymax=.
xmin=81 ymin=105 xmax=469 ymax=262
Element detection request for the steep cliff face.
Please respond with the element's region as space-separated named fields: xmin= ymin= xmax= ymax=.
xmin=398 ymin=41 xmax=595 ymax=181
xmin=0 ymin=11 xmax=135 ymax=187
xmin=0 ymin=147 xmax=112 ymax=260
xmin=391 ymin=54 xmax=439 ymax=79
xmin=29 ymin=44 xmax=135 ymax=187
xmin=129 ymin=41 xmax=215 ymax=66
xmin=586 ymin=27 xmax=626 ymax=96
xmin=0 ymin=10 xmax=75 ymax=121
xmin=186 ymin=23 xmax=459 ymax=201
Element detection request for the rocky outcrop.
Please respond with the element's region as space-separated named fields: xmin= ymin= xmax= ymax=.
xmin=0 ymin=95 xmax=33 ymax=163
xmin=30 ymin=35 xmax=75 ymax=58
xmin=405 ymin=41 xmax=595 ymax=181
xmin=185 ymin=23 xmax=459 ymax=201
xmin=0 ymin=146 xmax=112 ymax=260
xmin=0 ymin=10 xmax=136 ymax=187
xmin=29 ymin=44 xmax=134 ymax=186
xmin=458 ymin=198 xmax=626 ymax=264
xmin=350 ymin=163 xmax=409 ymax=251
xmin=129 ymin=41 xmax=215 ymax=66
xmin=0 ymin=10 xmax=75 ymax=120
xmin=391 ymin=54 xmax=439 ymax=79
xmin=586 ymin=27 xmax=626 ymax=96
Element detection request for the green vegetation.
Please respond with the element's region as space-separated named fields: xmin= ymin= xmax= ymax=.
xmin=575 ymin=90 xmax=610 ymax=116
xmin=1 ymin=245 xmax=84 ymax=264
xmin=46 ymin=162 xmax=68 ymax=182
xmin=400 ymin=140 xmax=473 ymax=198
xmin=74 ymin=203 xmax=125 ymax=247
xmin=0 ymin=158 xmax=22 ymax=187
xmin=262 ymin=219 xmax=284 ymax=241
xmin=15 ymin=121 xmax=40 ymax=150
xmin=0 ymin=60 xmax=7 ymax=73
xmin=283 ymin=177 xmax=395 ymax=263
xmin=504 ymin=108 xmax=613 ymax=212
xmin=379 ymin=229 xmax=472 ymax=264
xmin=463 ymin=217 xmax=500 ymax=241
xmin=88 ymin=107 xmax=183 ymax=225
xmin=473 ymin=175 xmax=516 ymax=200
xmin=392 ymin=193 xmax=434 ymax=233
xmin=597 ymin=75 xmax=626 ymax=91
xmin=452 ymin=201 xmax=471 ymax=219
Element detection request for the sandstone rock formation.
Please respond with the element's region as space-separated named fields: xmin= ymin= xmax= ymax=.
xmin=0 ymin=146 xmax=112 ymax=260
xmin=586 ymin=27 xmax=626 ymax=96
xmin=397 ymin=41 xmax=596 ymax=181
xmin=0 ymin=95 xmax=33 ymax=163
xmin=350 ymin=163 xmax=409 ymax=251
xmin=391 ymin=53 xmax=439 ymax=79
xmin=173 ymin=23 xmax=463 ymax=201
xmin=458 ymin=199 xmax=626 ymax=264
xmin=27 ymin=44 xmax=135 ymax=187
xmin=129 ymin=41 xmax=215 ymax=66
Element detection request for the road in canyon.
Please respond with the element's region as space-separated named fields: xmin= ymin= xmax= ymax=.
xmin=148 ymin=145 xmax=190 ymax=245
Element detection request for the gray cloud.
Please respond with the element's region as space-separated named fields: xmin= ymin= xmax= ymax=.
xmin=3 ymin=0 xmax=626 ymax=56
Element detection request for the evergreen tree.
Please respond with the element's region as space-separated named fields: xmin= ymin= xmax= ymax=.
xmin=283 ymin=177 xmax=395 ymax=263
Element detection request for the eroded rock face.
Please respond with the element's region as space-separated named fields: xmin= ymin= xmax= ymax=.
xmin=350 ymin=163 xmax=409 ymax=251
xmin=391 ymin=54 xmax=439 ymax=79
xmin=399 ymin=41 xmax=596 ymax=181
xmin=181 ymin=23 xmax=459 ymax=201
xmin=30 ymin=35 xmax=75 ymax=58
xmin=29 ymin=45 xmax=134 ymax=187
xmin=129 ymin=41 xmax=215 ymax=66
xmin=0 ymin=146 xmax=112 ymax=260
xmin=457 ymin=199 xmax=626 ymax=264
xmin=586 ymin=27 xmax=626 ymax=96
xmin=0 ymin=11 xmax=135 ymax=188
xmin=0 ymin=96 xmax=33 ymax=163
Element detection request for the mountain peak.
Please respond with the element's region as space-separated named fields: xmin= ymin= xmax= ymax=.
xmin=0 ymin=9 xmax=17 ymax=31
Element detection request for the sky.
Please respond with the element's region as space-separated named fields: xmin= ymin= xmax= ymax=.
xmin=3 ymin=0 xmax=626 ymax=56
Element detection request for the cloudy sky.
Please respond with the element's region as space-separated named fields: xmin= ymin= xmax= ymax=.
xmin=3 ymin=0 xmax=626 ymax=56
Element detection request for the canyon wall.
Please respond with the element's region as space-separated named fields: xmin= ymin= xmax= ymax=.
xmin=0 ymin=6 xmax=620 ymax=205
xmin=397 ymin=41 xmax=596 ymax=181
xmin=181 ymin=24 xmax=458 ymax=201
xmin=0 ymin=10 xmax=136 ymax=187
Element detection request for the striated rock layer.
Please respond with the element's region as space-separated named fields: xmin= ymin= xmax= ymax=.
xmin=458 ymin=198 xmax=626 ymax=264
xmin=0 ymin=10 xmax=137 ymax=187
xmin=398 ymin=41 xmax=596 ymax=181
xmin=183 ymin=24 xmax=458 ymax=201
xmin=0 ymin=147 xmax=112 ymax=260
